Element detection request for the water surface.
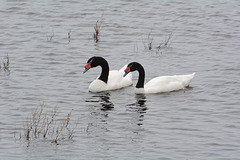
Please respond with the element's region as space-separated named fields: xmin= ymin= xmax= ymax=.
xmin=0 ymin=0 xmax=240 ymax=159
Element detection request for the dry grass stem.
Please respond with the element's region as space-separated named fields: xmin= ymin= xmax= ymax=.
xmin=68 ymin=31 xmax=71 ymax=39
xmin=41 ymin=113 xmax=47 ymax=133
xmin=93 ymin=20 xmax=100 ymax=43
xmin=68 ymin=31 xmax=71 ymax=42
xmin=1 ymin=54 xmax=10 ymax=71
xmin=55 ymin=111 xmax=72 ymax=142
xmin=147 ymin=31 xmax=153 ymax=50
xmin=21 ymin=103 xmax=76 ymax=144
xmin=93 ymin=15 xmax=103 ymax=43
xmin=143 ymin=30 xmax=173 ymax=54
xmin=156 ymin=32 xmax=173 ymax=54
xmin=143 ymin=31 xmax=153 ymax=50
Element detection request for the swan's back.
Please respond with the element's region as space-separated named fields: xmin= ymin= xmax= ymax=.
xmin=171 ymin=72 xmax=195 ymax=87
xmin=107 ymin=69 xmax=132 ymax=89
xmin=144 ymin=72 xmax=195 ymax=93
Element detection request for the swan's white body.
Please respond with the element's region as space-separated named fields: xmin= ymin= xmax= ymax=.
xmin=89 ymin=65 xmax=132 ymax=92
xmin=135 ymin=73 xmax=195 ymax=94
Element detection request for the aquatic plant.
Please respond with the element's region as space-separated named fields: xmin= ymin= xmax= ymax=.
xmin=147 ymin=30 xmax=153 ymax=50
xmin=93 ymin=15 xmax=103 ymax=43
xmin=68 ymin=31 xmax=71 ymax=42
xmin=143 ymin=30 xmax=153 ymax=50
xmin=0 ymin=54 xmax=10 ymax=71
xmin=156 ymin=32 xmax=173 ymax=54
xmin=143 ymin=31 xmax=173 ymax=54
xmin=21 ymin=103 xmax=76 ymax=144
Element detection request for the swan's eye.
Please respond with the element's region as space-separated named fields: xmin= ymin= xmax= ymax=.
xmin=124 ymin=67 xmax=131 ymax=73
xmin=85 ymin=63 xmax=91 ymax=69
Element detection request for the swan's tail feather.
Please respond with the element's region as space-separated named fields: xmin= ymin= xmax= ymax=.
xmin=184 ymin=72 xmax=196 ymax=87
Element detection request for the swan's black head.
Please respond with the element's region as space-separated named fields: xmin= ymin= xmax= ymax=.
xmin=124 ymin=62 xmax=145 ymax=88
xmin=83 ymin=56 xmax=102 ymax=73
xmin=123 ymin=62 xmax=138 ymax=77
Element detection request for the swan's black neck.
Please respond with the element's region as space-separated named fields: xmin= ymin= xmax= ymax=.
xmin=95 ymin=57 xmax=109 ymax=84
xmin=131 ymin=62 xmax=145 ymax=88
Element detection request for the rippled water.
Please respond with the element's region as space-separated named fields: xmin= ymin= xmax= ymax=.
xmin=1 ymin=0 xmax=240 ymax=159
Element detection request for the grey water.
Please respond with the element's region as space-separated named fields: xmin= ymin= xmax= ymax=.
xmin=0 ymin=0 xmax=240 ymax=159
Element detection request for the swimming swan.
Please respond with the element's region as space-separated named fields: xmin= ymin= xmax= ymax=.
xmin=124 ymin=62 xmax=195 ymax=94
xmin=83 ymin=56 xmax=132 ymax=92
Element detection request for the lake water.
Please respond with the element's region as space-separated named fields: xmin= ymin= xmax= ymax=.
xmin=0 ymin=0 xmax=240 ymax=159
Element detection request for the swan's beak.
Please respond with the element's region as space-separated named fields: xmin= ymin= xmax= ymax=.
xmin=83 ymin=63 xmax=91 ymax=74
xmin=123 ymin=67 xmax=131 ymax=77
xmin=83 ymin=68 xmax=89 ymax=73
xmin=123 ymin=72 xmax=129 ymax=77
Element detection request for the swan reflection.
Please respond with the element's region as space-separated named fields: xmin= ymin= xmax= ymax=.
xmin=85 ymin=92 xmax=114 ymax=111
xmin=126 ymin=94 xmax=147 ymax=126
xmin=98 ymin=92 xmax=114 ymax=111
xmin=84 ymin=92 xmax=114 ymax=135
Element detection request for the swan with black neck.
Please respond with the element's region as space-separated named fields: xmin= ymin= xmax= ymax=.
xmin=124 ymin=62 xmax=195 ymax=94
xmin=83 ymin=56 xmax=132 ymax=92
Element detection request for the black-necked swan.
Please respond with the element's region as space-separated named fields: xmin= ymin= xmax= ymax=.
xmin=124 ymin=62 xmax=195 ymax=94
xmin=83 ymin=56 xmax=132 ymax=92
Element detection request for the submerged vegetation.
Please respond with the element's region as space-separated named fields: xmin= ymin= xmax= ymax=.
xmin=46 ymin=29 xmax=55 ymax=41
xmin=17 ymin=103 xmax=76 ymax=144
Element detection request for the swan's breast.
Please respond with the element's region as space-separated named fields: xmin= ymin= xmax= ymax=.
xmin=88 ymin=79 xmax=107 ymax=92
xmin=88 ymin=70 xmax=132 ymax=92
